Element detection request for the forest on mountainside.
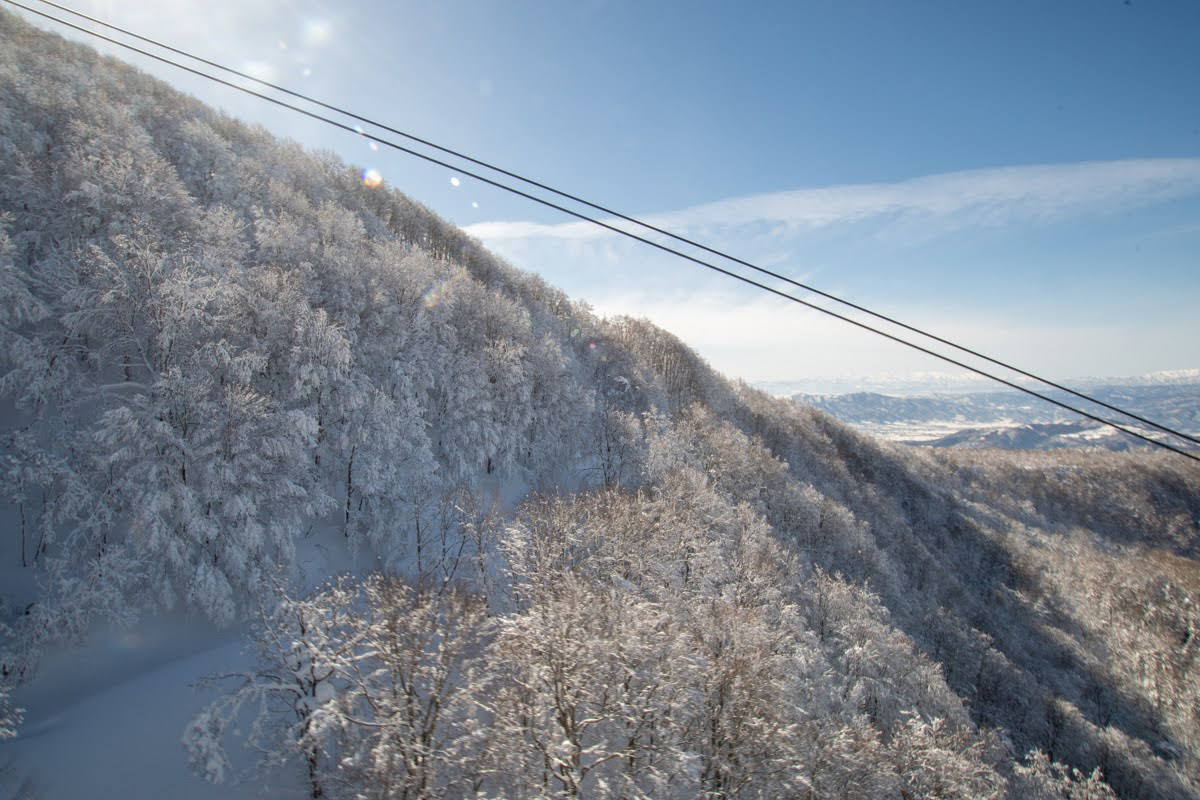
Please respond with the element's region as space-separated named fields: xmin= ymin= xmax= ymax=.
xmin=2 ymin=10 xmax=1200 ymax=798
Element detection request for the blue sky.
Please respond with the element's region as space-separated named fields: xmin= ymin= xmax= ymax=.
xmin=20 ymin=0 xmax=1200 ymax=390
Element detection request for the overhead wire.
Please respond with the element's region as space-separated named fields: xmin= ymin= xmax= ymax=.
xmin=23 ymin=0 xmax=1200 ymax=451
xmin=6 ymin=0 xmax=1199 ymax=464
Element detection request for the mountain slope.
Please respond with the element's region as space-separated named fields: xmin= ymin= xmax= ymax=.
xmin=2 ymin=10 xmax=1199 ymax=799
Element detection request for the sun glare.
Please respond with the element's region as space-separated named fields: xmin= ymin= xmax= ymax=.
xmin=361 ymin=168 xmax=383 ymax=188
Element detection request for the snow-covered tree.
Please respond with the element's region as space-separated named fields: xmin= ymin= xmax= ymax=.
xmin=184 ymin=579 xmax=361 ymax=796
xmin=0 ymin=685 xmax=20 ymax=740
xmin=1011 ymin=749 xmax=1118 ymax=800
xmin=484 ymin=570 xmax=694 ymax=798
xmin=889 ymin=716 xmax=1005 ymax=800
xmin=336 ymin=577 xmax=491 ymax=799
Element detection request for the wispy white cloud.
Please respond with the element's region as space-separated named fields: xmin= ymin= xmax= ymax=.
xmin=590 ymin=288 xmax=1200 ymax=386
xmin=464 ymin=219 xmax=599 ymax=240
xmin=465 ymin=158 xmax=1200 ymax=387
xmin=465 ymin=158 xmax=1200 ymax=242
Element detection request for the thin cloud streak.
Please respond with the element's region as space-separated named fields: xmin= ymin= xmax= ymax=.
xmin=465 ymin=158 xmax=1200 ymax=242
xmin=590 ymin=289 xmax=1200 ymax=386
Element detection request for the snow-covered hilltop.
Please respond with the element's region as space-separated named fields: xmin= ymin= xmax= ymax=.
xmin=2 ymin=10 xmax=1199 ymax=800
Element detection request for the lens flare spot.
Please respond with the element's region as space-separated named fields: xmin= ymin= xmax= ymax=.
xmin=472 ymin=201 xmax=479 ymax=209
xmin=450 ymin=176 xmax=461 ymax=187
xmin=303 ymin=19 xmax=333 ymax=47
xmin=361 ymin=168 xmax=383 ymax=188
xmin=570 ymin=327 xmax=581 ymax=338
xmin=277 ymin=39 xmax=288 ymax=50
xmin=301 ymin=66 xmax=313 ymax=78
xmin=353 ymin=124 xmax=365 ymax=135
xmin=369 ymin=142 xmax=379 ymax=152
xmin=422 ymin=282 xmax=448 ymax=310
xmin=589 ymin=342 xmax=597 ymax=350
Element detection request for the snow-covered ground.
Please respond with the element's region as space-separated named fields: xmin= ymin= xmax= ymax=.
xmin=1 ymin=619 xmax=301 ymax=799
xmin=0 ymin=473 xmax=535 ymax=800
xmin=853 ymin=418 xmax=1028 ymax=442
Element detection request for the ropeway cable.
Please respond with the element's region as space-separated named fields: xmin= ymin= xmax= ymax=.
xmin=21 ymin=0 xmax=1200 ymax=451
xmin=6 ymin=0 xmax=1199 ymax=464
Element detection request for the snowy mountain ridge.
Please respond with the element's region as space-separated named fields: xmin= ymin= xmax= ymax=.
xmin=792 ymin=382 xmax=1200 ymax=451
xmin=759 ymin=367 xmax=1200 ymax=398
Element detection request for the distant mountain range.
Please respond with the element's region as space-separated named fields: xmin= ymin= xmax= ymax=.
xmin=792 ymin=381 xmax=1200 ymax=451
xmin=761 ymin=368 xmax=1200 ymax=398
